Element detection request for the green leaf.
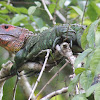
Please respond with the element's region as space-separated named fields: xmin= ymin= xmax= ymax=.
xmin=0 ymin=9 xmax=8 ymax=14
xmin=80 ymin=70 xmax=93 ymax=90
xmin=86 ymin=83 xmax=100 ymax=97
xmin=11 ymin=15 xmax=27 ymax=25
xmin=95 ymin=62 xmax=100 ymax=76
xmin=68 ymin=74 xmax=80 ymax=92
xmin=74 ymin=48 xmax=92 ymax=68
xmin=95 ymin=31 xmax=100 ymax=46
xmin=71 ymin=6 xmax=83 ymax=19
xmin=94 ymin=84 xmax=100 ymax=100
xmin=51 ymin=95 xmax=64 ymax=100
xmin=87 ymin=2 xmax=100 ymax=21
xmin=49 ymin=4 xmax=56 ymax=14
xmin=16 ymin=7 xmax=28 ymax=14
xmin=5 ymin=5 xmax=19 ymax=13
xmin=0 ymin=14 xmax=10 ymax=21
xmin=90 ymin=47 xmax=100 ymax=75
xmin=75 ymin=68 xmax=86 ymax=75
xmin=81 ymin=26 xmax=90 ymax=50
xmin=24 ymin=24 xmax=35 ymax=32
xmin=28 ymin=6 xmax=37 ymax=15
xmin=35 ymin=1 xmax=41 ymax=7
xmin=0 ymin=17 xmax=8 ymax=24
xmin=33 ymin=16 xmax=44 ymax=28
xmin=51 ymin=0 xmax=57 ymax=3
xmin=72 ymin=94 xmax=87 ymax=100
xmin=87 ymin=19 xmax=100 ymax=48
xmin=59 ymin=0 xmax=66 ymax=8
xmin=84 ymin=51 xmax=94 ymax=69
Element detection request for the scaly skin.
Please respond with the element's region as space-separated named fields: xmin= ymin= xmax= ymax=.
xmin=0 ymin=24 xmax=86 ymax=75
xmin=0 ymin=24 xmax=33 ymax=53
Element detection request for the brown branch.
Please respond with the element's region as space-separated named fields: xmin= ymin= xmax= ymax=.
xmin=56 ymin=43 xmax=76 ymax=70
xmin=12 ymin=76 xmax=18 ymax=100
xmin=41 ymin=87 xmax=68 ymax=100
xmin=0 ymin=62 xmax=42 ymax=82
xmin=19 ymin=62 xmax=42 ymax=72
xmin=41 ymin=0 xmax=56 ymax=24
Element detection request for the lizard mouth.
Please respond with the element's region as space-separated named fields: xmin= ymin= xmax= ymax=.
xmin=0 ymin=34 xmax=18 ymax=38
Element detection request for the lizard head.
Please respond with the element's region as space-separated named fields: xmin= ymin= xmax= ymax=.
xmin=0 ymin=24 xmax=33 ymax=53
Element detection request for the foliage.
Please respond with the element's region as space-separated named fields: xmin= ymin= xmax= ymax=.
xmin=0 ymin=0 xmax=100 ymax=100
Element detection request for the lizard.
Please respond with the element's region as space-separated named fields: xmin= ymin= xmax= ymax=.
xmin=0 ymin=24 xmax=86 ymax=77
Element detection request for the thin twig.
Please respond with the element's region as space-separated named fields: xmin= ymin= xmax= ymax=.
xmin=82 ymin=0 xmax=88 ymax=25
xmin=53 ymin=0 xmax=59 ymax=22
xmin=12 ymin=76 xmax=19 ymax=100
xmin=41 ymin=0 xmax=56 ymax=24
xmin=0 ymin=82 xmax=5 ymax=100
xmin=35 ymin=61 xmax=69 ymax=99
xmin=28 ymin=49 xmax=51 ymax=100
xmin=40 ymin=87 xmax=68 ymax=100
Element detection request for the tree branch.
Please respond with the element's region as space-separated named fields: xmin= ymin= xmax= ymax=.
xmin=41 ymin=0 xmax=56 ymax=24
xmin=12 ymin=76 xmax=18 ymax=100
xmin=56 ymin=42 xmax=76 ymax=71
xmin=0 ymin=62 xmax=42 ymax=82
xmin=41 ymin=87 xmax=68 ymax=100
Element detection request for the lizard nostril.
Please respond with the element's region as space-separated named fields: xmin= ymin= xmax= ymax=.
xmin=4 ymin=25 xmax=9 ymax=29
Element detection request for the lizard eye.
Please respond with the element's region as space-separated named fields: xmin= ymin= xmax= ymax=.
xmin=4 ymin=25 xmax=9 ymax=29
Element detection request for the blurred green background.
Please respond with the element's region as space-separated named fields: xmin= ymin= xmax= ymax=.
xmin=0 ymin=0 xmax=100 ymax=100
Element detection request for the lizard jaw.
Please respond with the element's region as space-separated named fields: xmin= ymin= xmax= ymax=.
xmin=0 ymin=34 xmax=19 ymax=38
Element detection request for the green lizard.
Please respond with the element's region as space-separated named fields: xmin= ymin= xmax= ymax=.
xmin=0 ymin=24 xmax=86 ymax=76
